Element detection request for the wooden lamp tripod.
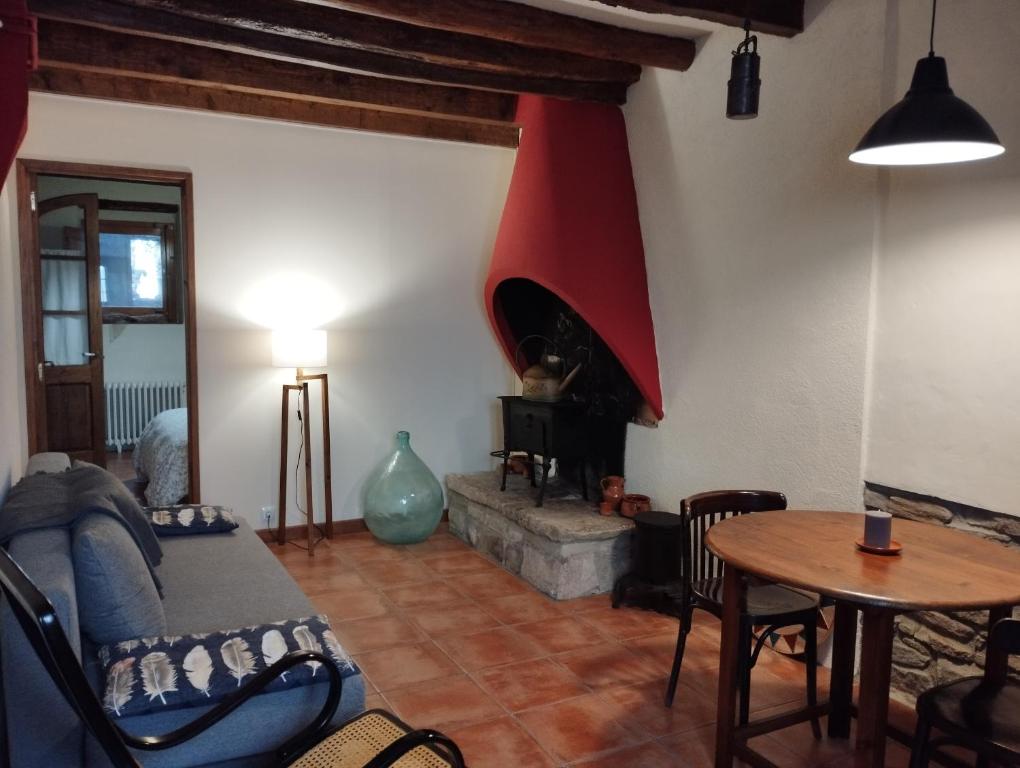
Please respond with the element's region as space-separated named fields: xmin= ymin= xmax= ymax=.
xmin=273 ymin=329 xmax=333 ymax=556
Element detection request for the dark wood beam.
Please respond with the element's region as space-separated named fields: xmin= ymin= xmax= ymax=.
xmin=107 ymin=0 xmax=642 ymax=83
xmin=37 ymin=18 xmax=516 ymax=123
xmin=29 ymin=0 xmax=627 ymax=103
xmin=30 ymin=68 xmax=520 ymax=148
xmin=306 ymin=0 xmax=696 ymax=71
xmin=588 ymin=1 xmax=805 ymax=37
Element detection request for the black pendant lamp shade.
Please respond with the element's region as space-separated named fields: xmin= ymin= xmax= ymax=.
xmin=850 ymin=1 xmax=1003 ymax=166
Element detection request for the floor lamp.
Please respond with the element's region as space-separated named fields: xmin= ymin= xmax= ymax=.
xmin=273 ymin=329 xmax=333 ymax=556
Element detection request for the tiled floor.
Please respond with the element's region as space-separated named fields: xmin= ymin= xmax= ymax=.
xmin=268 ymin=527 xmax=917 ymax=767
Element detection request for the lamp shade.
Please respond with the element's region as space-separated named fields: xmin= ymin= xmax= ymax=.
xmin=850 ymin=56 xmax=1004 ymax=166
xmin=272 ymin=329 xmax=327 ymax=368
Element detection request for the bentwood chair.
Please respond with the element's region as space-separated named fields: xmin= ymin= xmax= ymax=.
xmin=0 ymin=547 xmax=465 ymax=768
xmin=910 ymin=618 xmax=1020 ymax=768
xmin=665 ymin=490 xmax=823 ymax=739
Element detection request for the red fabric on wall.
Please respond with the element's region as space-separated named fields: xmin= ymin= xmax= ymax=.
xmin=0 ymin=0 xmax=35 ymax=181
xmin=485 ymin=94 xmax=664 ymax=419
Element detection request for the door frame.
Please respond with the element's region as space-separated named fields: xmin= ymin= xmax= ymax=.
xmin=17 ymin=159 xmax=201 ymax=501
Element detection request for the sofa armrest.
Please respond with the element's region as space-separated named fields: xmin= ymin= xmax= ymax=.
xmin=26 ymin=452 xmax=71 ymax=475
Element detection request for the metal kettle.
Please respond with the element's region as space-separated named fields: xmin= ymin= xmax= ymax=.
xmin=515 ymin=336 xmax=583 ymax=403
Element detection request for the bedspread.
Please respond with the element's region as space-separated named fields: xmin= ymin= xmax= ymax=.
xmin=133 ymin=407 xmax=189 ymax=506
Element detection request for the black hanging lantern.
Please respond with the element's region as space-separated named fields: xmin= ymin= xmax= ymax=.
xmin=727 ymin=20 xmax=760 ymax=120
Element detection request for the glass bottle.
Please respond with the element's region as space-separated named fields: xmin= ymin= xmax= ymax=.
xmin=363 ymin=431 xmax=443 ymax=545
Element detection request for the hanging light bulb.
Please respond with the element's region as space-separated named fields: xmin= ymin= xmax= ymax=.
xmin=849 ymin=0 xmax=1003 ymax=165
xmin=727 ymin=20 xmax=760 ymax=120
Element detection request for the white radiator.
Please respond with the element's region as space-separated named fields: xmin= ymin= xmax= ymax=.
xmin=105 ymin=381 xmax=186 ymax=452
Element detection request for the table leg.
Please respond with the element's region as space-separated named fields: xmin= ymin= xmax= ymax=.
xmin=714 ymin=564 xmax=747 ymax=768
xmin=984 ymin=604 xmax=1012 ymax=685
xmin=828 ymin=601 xmax=859 ymax=739
xmin=854 ymin=607 xmax=896 ymax=767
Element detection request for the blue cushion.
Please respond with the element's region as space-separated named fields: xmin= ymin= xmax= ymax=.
xmin=73 ymin=513 xmax=167 ymax=644
xmin=98 ymin=615 xmax=358 ymax=718
xmin=145 ymin=505 xmax=239 ymax=536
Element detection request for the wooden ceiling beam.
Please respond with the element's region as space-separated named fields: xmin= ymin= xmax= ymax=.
xmin=36 ymin=18 xmax=517 ymax=123
xmin=99 ymin=0 xmax=642 ymax=84
xmin=29 ymin=0 xmax=627 ymax=104
xmin=305 ymin=0 xmax=696 ymax=71
xmin=588 ymin=1 xmax=805 ymax=37
xmin=30 ymin=68 xmax=520 ymax=147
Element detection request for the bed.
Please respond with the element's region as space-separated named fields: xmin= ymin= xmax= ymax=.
xmin=133 ymin=407 xmax=189 ymax=506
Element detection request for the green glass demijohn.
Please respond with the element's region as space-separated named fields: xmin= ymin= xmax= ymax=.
xmin=363 ymin=431 xmax=443 ymax=544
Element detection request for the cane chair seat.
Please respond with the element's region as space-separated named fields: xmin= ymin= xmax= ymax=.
xmin=291 ymin=711 xmax=458 ymax=768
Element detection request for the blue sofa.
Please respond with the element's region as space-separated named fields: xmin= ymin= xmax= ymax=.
xmin=0 ymin=454 xmax=365 ymax=768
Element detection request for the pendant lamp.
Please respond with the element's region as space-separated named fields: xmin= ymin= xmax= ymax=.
xmin=849 ymin=0 xmax=1003 ymax=166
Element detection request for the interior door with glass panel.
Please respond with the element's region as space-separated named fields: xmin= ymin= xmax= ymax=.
xmin=35 ymin=193 xmax=106 ymax=465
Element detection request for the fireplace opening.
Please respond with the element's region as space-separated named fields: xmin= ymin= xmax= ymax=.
xmin=492 ymin=278 xmax=640 ymax=498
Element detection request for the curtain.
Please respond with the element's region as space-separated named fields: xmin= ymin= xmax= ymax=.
xmin=41 ymin=259 xmax=87 ymax=365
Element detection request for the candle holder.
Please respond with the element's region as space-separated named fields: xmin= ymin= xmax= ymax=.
xmin=855 ymin=509 xmax=902 ymax=555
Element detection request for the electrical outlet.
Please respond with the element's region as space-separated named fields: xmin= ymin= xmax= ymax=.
xmin=261 ymin=505 xmax=275 ymax=529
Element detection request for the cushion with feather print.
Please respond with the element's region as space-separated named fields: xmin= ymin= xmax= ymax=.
xmin=143 ymin=504 xmax=239 ymax=536
xmin=97 ymin=615 xmax=359 ymax=718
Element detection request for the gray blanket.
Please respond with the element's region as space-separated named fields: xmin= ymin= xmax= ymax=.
xmin=0 ymin=463 xmax=163 ymax=589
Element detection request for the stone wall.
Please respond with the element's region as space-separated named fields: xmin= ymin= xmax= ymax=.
xmin=864 ymin=483 xmax=1020 ymax=703
xmin=447 ymin=472 xmax=633 ymax=600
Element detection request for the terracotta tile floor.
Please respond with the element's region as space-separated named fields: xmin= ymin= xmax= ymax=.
xmin=269 ymin=527 xmax=918 ymax=767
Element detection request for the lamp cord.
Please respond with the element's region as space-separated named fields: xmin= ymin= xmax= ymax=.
xmin=290 ymin=403 xmax=326 ymax=550
xmin=929 ymin=0 xmax=937 ymax=56
xmin=294 ymin=407 xmax=305 ymax=516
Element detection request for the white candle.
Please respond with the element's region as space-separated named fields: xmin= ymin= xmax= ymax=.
xmin=864 ymin=510 xmax=893 ymax=548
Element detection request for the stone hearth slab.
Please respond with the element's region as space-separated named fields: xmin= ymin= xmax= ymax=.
xmin=446 ymin=471 xmax=634 ymax=600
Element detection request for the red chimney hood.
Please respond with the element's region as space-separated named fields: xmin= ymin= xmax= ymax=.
xmin=485 ymin=95 xmax=663 ymax=420
xmin=0 ymin=1 xmax=36 ymax=180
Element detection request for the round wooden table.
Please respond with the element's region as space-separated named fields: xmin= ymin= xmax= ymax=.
xmin=705 ymin=511 xmax=1020 ymax=768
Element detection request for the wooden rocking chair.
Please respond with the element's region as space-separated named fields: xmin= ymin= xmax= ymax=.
xmin=0 ymin=547 xmax=465 ymax=768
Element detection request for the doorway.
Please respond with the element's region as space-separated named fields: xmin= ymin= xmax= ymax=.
xmin=16 ymin=160 xmax=200 ymax=502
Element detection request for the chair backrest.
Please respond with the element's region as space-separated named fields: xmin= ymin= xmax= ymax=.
xmin=989 ymin=618 xmax=1020 ymax=655
xmin=681 ymin=490 xmax=787 ymax=584
xmin=0 ymin=547 xmax=140 ymax=767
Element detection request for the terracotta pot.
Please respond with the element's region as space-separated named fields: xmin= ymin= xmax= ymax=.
xmin=600 ymin=476 xmax=625 ymax=509
xmin=619 ymin=493 xmax=651 ymax=519
xmin=598 ymin=501 xmax=616 ymax=516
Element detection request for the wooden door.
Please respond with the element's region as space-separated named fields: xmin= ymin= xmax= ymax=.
xmin=32 ymin=193 xmax=106 ymax=465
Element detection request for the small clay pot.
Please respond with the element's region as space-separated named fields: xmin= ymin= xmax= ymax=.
xmin=598 ymin=501 xmax=616 ymax=516
xmin=600 ymin=476 xmax=625 ymax=510
xmin=619 ymin=493 xmax=651 ymax=519
xmin=508 ymin=456 xmax=530 ymax=478
xmin=600 ymin=475 xmax=625 ymax=491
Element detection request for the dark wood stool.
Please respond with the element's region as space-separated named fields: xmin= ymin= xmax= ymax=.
xmin=612 ymin=510 xmax=685 ymax=616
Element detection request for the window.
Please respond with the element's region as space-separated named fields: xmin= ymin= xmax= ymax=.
xmin=99 ymin=221 xmax=177 ymax=322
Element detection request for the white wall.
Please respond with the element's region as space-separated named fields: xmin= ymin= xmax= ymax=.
xmin=5 ymin=0 xmax=1016 ymax=525
xmin=7 ymin=94 xmax=515 ymax=526
xmin=863 ymin=0 xmax=1020 ymax=515
xmin=102 ymin=324 xmax=186 ymax=383
xmin=0 ymin=183 xmax=27 ymax=502
xmin=622 ymin=0 xmax=886 ymax=511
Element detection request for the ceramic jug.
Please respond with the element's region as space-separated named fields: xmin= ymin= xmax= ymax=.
xmin=600 ymin=475 xmax=625 ymax=510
